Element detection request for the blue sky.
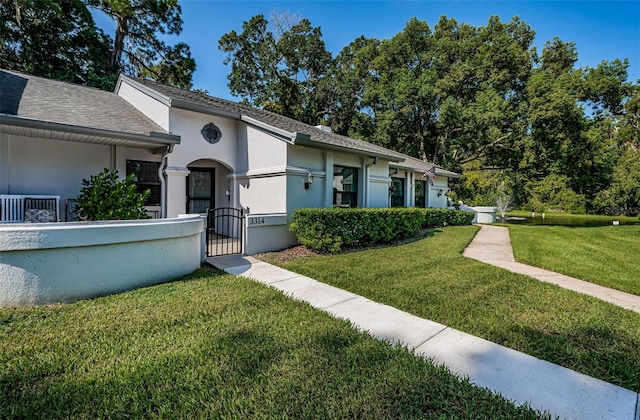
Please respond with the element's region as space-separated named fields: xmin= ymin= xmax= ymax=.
xmin=95 ymin=1 xmax=640 ymax=99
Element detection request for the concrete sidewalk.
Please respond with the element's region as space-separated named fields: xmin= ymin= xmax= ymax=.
xmin=463 ymin=224 xmax=640 ymax=314
xmin=207 ymin=254 xmax=639 ymax=420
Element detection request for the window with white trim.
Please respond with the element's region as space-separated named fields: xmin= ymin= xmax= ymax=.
xmin=333 ymin=166 xmax=358 ymax=207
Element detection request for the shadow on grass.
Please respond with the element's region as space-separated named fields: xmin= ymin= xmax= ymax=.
xmin=324 ymin=227 xmax=444 ymax=257
xmin=504 ymin=323 xmax=640 ymax=392
xmin=0 ymin=307 xmax=546 ymax=418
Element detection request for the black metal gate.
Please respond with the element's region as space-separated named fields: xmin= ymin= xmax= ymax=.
xmin=206 ymin=207 xmax=244 ymax=256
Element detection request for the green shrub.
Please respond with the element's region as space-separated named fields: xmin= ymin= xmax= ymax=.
xmin=289 ymin=207 xmax=475 ymax=253
xmin=290 ymin=208 xmax=424 ymax=253
xmin=524 ymin=175 xmax=586 ymax=213
xmin=423 ymin=208 xmax=475 ymax=227
xmin=75 ymin=168 xmax=150 ymax=221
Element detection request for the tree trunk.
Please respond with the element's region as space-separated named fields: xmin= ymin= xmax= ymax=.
xmin=110 ymin=16 xmax=127 ymax=72
xmin=419 ymin=121 xmax=427 ymax=162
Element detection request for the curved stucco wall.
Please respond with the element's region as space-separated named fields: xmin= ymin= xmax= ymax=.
xmin=473 ymin=206 xmax=498 ymax=223
xmin=0 ymin=216 xmax=204 ymax=307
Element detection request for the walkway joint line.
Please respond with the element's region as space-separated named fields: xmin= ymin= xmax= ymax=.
xmin=412 ymin=326 xmax=449 ymax=350
xmin=321 ymin=295 xmax=359 ymax=310
xmin=266 ymin=274 xmax=305 ymax=284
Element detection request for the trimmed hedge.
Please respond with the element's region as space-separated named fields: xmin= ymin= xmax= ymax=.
xmin=423 ymin=208 xmax=475 ymax=227
xmin=290 ymin=207 xmax=474 ymax=253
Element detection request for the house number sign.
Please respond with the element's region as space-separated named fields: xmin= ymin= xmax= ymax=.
xmin=246 ymin=214 xmax=287 ymax=228
xmin=248 ymin=217 xmax=265 ymax=225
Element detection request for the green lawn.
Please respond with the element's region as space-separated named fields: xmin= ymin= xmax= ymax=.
xmin=507 ymin=224 xmax=640 ymax=296
xmin=0 ymin=268 xmax=545 ymax=419
xmin=268 ymin=226 xmax=640 ymax=392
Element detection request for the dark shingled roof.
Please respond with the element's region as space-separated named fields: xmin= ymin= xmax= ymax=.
xmin=391 ymin=154 xmax=459 ymax=178
xmin=1 ymin=69 xmax=172 ymax=140
xmin=126 ymin=76 xmax=411 ymax=162
xmin=125 ymin=76 xmax=457 ymax=177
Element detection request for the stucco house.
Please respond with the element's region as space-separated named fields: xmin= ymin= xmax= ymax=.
xmin=0 ymin=69 xmax=458 ymax=255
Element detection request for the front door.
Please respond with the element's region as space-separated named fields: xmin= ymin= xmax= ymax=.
xmin=187 ymin=169 xmax=215 ymax=214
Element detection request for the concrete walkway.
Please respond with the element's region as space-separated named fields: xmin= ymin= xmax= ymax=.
xmin=464 ymin=224 xmax=640 ymax=314
xmin=207 ymin=253 xmax=639 ymax=420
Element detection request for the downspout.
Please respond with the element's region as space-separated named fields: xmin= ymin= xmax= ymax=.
xmin=364 ymin=157 xmax=377 ymax=207
xmin=110 ymin=145 xmax=116 ymax=170
xmin=158 ymin=144 xmax=173 ymax=218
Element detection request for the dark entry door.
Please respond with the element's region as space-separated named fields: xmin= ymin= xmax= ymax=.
xmin=187 ymin=169 xmax=215 ymax=214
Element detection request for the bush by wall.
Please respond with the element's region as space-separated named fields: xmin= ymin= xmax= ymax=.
xmin=290 ymin=208 xmax=424 ymax=253
xmin=290 ymin=207 xmax=474 ymax=253
xmin=75 ymin=169 xmax=150 ymax=221
xmin=423 ymin=208 xmax=475 ymax=227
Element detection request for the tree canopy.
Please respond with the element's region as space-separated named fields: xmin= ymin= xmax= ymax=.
xmin=88 ymin=0 xmax=196 ymax=89
xmin=1 ymin=0 xmax=113 ymax=88
xmin=1 ymin=0 xmax=196 ymax=90
xmin=220 ymin=13 xmax=639 ymax=215
xmin=219 ymin=12 xmax=332 ymax=124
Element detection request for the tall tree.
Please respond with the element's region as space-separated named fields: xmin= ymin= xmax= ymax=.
xmin=219 ymin=13 xmax=332 ymax=124
xmin=324 ymin=36 xmax=380 ymax=138
xmin=88 ymin=0 xmax=195 ymax=89
xmin=621 ymin=86 xmax=640 ymax=147
xmin=0 ymin=0 xmax=113 ymax=88
xmin=524 ymin=49 xmax=585 ymax=181
xmin=366 ymin=17 xmax=438 ymax=161
xmin=364 ymin=16 xmax=535 ymax=168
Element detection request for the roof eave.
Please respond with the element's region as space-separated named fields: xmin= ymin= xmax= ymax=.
xmin=389 ymin=162 xmax=460 ymax=178
xmin=119 ymin=75 xmax=242 ymax=120
xmin=296 ymin=137 xmax=403 ymax=162
xmin=240 ymin=115 xmax=299 ymax=143
xmin=117 ymin=74 xmax=172 ymax=107
xmin=172 ymin=98 xmax=242 ymax=119
xmin=0 ymin=114 xmax=180 ymax=149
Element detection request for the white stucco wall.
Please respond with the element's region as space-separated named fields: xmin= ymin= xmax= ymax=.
xmin=0 ymin=216 xmax=204 ymax=307
xmin=160 ymin=109 xmax=240 ymax=217
xmin=4 ymin=135 xmax=111 ymax=204
xmin=244 ymin=214 xmax=294 ymax=254
xmin=168 ymin=108 xmax=238 ymax=170
xmin=238 ymin=175 xmax=287 ymax=215
xmin=232 ymin=124 xmax=292 ymax=216
xmin=287 ymin=144 xmax=325 ymax=170
xmin=367 ymin=161 xmax=392 ymax=208
xmin=333 ymin=152 xmax=364 ymax=171
xmin=428 ymin=175 xmax=450 ymax=208
xmin=126 ymin=148 xmax=161 ymax=164
xmin=245 ymin=125 xmax=287 ymax=170
xmin=2 ymin=134 xmax=165 ymax=220
xmin=117 ymin=80 xmax=170 ymax=131
xmin=286 ymin=170 xmax=325 ymax=214
xmin=286 ymin=144 xmax=326 ymax=213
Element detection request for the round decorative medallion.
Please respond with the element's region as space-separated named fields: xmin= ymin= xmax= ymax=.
xmin=201 ymin=123 xmax=222 ymax=144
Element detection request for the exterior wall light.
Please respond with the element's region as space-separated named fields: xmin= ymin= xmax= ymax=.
xmin=438 ymin=189 xmax=443 ymax=197
xmin=305 ymin=172 xmax=313 ymax=189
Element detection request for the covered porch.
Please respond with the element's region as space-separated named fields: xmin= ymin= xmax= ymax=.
xmin=0 ymin=69 xmax=181 ymax=221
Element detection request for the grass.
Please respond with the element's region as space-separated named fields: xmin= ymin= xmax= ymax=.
xmin=0 ymin=267 xmax=546 ymax=419
xmin=268 ymin=226 xmax=640 ymax=392
xmin=507 ymin=224 xmax=640 ymax=296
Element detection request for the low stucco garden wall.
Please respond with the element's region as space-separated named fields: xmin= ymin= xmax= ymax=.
xmin=0 ymin=216 xmax=204 ymax=307
xmin=457 ymin=204 xmax=497 ymax=224
xmin=472 ymin=206 xmax=498 ymax=223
